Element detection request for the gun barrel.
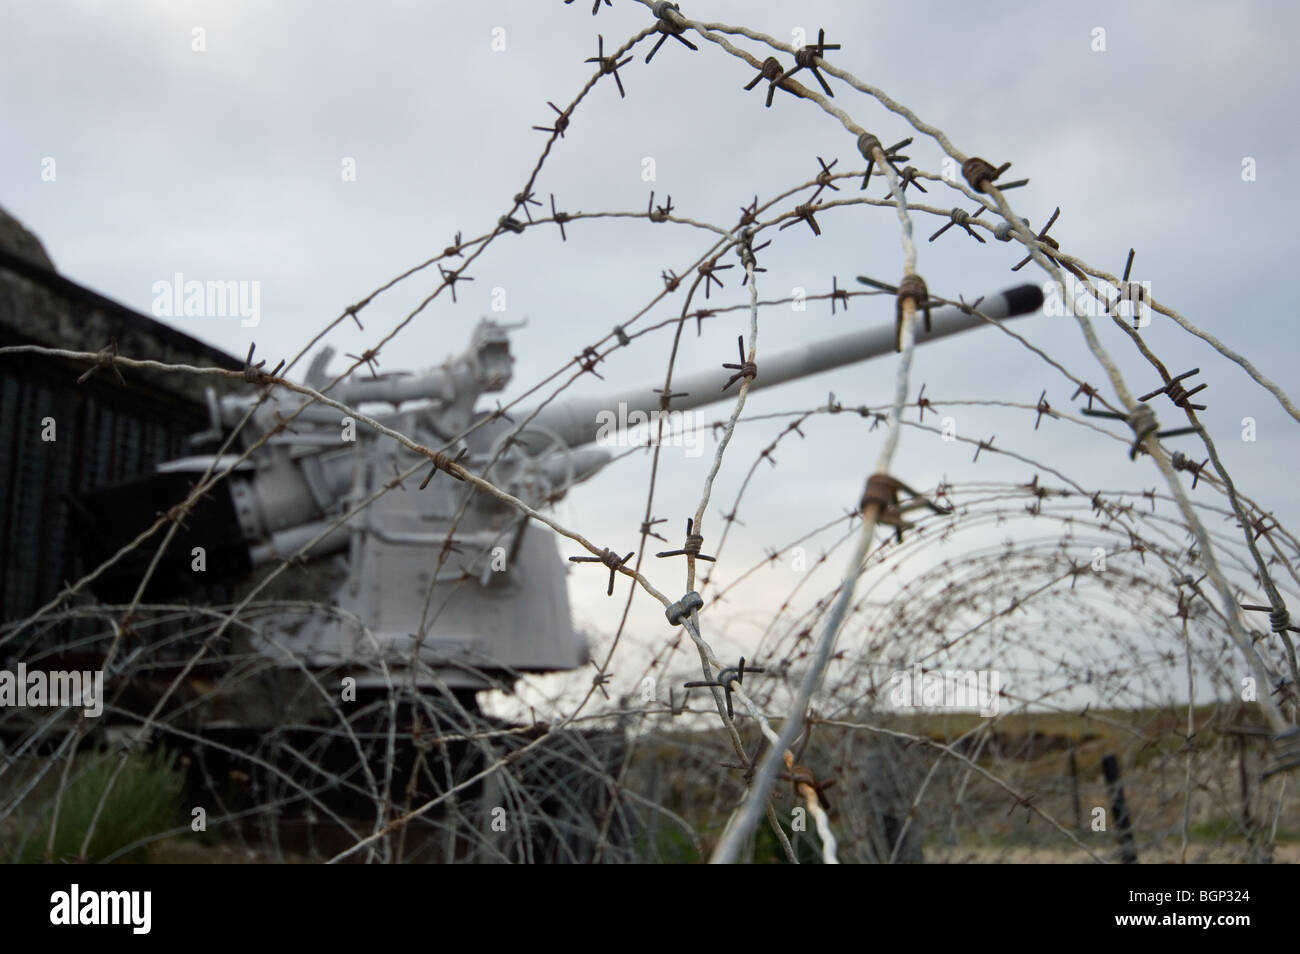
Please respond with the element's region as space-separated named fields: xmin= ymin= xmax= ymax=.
xmin=531 ymin=283 xmax=1042 ymax=448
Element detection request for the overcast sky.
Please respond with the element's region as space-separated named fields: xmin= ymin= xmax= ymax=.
xmin=4 ymin=1 xmax=1298 ymax=712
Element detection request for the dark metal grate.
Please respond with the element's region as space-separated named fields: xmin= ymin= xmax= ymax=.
xmin=0 ymin=348 xmax=203 ymax=619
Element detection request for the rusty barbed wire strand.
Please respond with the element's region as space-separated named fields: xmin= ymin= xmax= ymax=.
xmin=711 ymin=151 xmax=922 ymax=863
xmin=3 ymin=4 xmax=1297 ymax=866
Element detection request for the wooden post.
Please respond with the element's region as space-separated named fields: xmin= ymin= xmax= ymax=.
xmin=1220 ymin=723 xmax=1273 ymax=863
xmin=1237 ymin=733 xmax=1256 ymax=856
xmin=1068 ymin=744 xmax=1082 ymax=830
xmin=1101 ymin=753 xmax=1138 ymax=864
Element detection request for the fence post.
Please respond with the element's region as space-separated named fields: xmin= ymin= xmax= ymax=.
xmin=1068 ymin=743 xmax=1082 ymax=830
xmin=1101 ymin=753 xmax=1137 ymax=864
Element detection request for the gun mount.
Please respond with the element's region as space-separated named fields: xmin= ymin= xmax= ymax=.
xmin=78 ymin=283 xmax=1042 ymax=706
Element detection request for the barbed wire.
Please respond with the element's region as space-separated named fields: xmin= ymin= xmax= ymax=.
xmin=1 ymin=1 xmax=1297 ymax=864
